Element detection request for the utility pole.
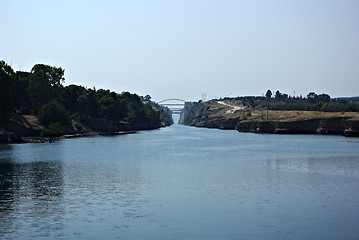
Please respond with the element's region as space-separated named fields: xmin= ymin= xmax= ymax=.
xmin=201 ymin=93 xmax=207 ymax=102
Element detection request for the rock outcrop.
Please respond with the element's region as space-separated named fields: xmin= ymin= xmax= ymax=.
xmin=81 ymin=116 xmax=166 ymax=132
xmin=180 ymin=101 xmax=359 ymax=137
xmin=1 ymin=110 xmax=172 ymax=144
xmin=237 ymin=117 xmax=359 ymax=136
xmin=6 ymin=114 xmax=45 ymax=137
xmin=0 ymin=128 xmax=26 ymax=143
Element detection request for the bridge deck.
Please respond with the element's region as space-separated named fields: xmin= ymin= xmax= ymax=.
xmin=158 ymin=99 xmax=186 ymax=115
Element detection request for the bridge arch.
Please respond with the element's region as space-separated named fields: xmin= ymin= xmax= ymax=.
xmin=158 ymin=99 xmax=186 ymax=104
xmin=158 ymin=99 xmax=187 ymax=114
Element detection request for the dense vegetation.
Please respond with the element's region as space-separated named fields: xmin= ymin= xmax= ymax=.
xmin=0 ymin=61 xmax=14 ymax=127
xmin=221 ymin=90 xmax=359 ymax=112
xmin=0 ymin=60 xmax=171 ymax=133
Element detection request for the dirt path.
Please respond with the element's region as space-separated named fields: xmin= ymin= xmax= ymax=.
xmin=217 ymin=101 xmax=245 ymax=114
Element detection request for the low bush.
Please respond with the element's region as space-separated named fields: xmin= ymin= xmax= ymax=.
xmin=41 ymin=122 xmax=64 ymax=137
xmin=38 ymin=100 xmax=69 ymax=126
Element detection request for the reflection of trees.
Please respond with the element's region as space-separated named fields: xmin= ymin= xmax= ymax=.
xmin=0 ymin=160 xmax=64 ymax=238
xmin=28 ymin=161 xmax=63 ymax=199
xmin=0 ymin=161 xmax=16 ymax=213
xmin=0 ymin=160 xmax=16 ymax=238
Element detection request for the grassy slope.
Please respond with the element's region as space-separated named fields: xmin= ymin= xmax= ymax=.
xmin=204 ymin=100 xmax=359 ymax=122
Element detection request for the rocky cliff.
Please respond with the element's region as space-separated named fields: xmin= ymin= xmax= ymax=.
xmin=236 ymin=117 xmax=359 ymax=137
xmin=180 ymin=100 xmax=359 ymax=137
xmin=1 ymin=105 xmax=173 ymax=143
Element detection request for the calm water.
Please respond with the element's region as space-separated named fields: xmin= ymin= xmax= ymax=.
xmin=1 ymin=123 xmax=359 ymax=240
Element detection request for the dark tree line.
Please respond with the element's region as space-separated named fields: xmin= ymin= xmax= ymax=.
xmin=265 ymin=90 xmax=359 ymax=112
xmin=0 ymin=60 xmax=164 ymax=129
xmin=0 ymin=61 xmax=14 ymax=127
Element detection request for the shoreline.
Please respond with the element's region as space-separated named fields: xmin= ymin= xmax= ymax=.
xmin=60 ymin=130 xmax=136 ymax=139
xmin=1 ymin=113 xmax=170 ymax=144
xmin=183 ymin=121 xmax=359 ymax=137
xmin=0 ymin=129 xmax=139 ymax=144
xmin=27 ymin=130 xmax=137 ymax=143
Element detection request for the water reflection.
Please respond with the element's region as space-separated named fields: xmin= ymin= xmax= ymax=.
xmin=0 ymin=158 xmax=64 ymax=239
xmin=264 ymin=155 xmax=359 ymax=177
xmin=1 ymin=128 xmax=359 ymax=239
xmin=62 ymin=156 xmax=146 ymax=234
xmin=0 ymin=160 xmax=15 ymax=213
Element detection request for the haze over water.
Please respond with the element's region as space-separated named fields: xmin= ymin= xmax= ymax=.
xmin=1 ymin=123 xmax=359 ymax=239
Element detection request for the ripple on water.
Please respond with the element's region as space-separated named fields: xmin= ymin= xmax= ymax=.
xmin=1 ymin=127 xmax=359 ymax=239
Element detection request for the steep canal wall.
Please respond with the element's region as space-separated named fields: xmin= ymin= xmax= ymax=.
xmin=180 ymin=101 xmax=359 ymax=137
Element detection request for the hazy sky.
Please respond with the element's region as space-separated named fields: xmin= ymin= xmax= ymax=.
xmin=2 ymin=0 xmax=358 ymax=102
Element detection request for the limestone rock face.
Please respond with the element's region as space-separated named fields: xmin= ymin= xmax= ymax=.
xmin=6 ymin=114 xmax=45 ymax=137
xmin=236 ymin=118 xmax=359 ymax=136
xmin=180 ymin=101 xmax=359 ymax=137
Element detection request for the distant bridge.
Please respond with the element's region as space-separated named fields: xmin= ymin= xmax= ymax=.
xmin=158 ymin=99 xmax=187 ymax=114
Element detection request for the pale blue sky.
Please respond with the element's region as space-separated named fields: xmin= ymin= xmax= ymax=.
xmin=2 ymin=0 xmax=358 ymax=102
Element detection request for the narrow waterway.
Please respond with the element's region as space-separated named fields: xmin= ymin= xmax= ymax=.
xmin=1 ymin=123 xmax=359 ymax=239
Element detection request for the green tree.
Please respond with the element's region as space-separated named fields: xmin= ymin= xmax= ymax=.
xmin=317 ymin=93 xmax=330 ymax=103
xmin=31 ymin=64 xmax=65 ymax=87
xmin=28 ymin=64 xmax=65 ymax=114
xmin=98 ymin=94 xmax=119 ymax=120
xmin=13 ymin=71 xmax=31 ymax=113
xmin=61 ymin=84 xmax=86 ymax=114
xmin=0 ymin=60 xmax=14 ymax=127
xmin=41 ymin=122 xmax=64 ymax=137
xmin=38 ymin=100 xmax=69 ymax=126
xmin=307 ymin=92 xmax=318 ymax=103
xmin=144 ymin=95 xmax=151 ymax=101
xmin=77 ymin=89 xmax=98 ymax=117
xmin=265 ymin=90 xmax=272 ymax=99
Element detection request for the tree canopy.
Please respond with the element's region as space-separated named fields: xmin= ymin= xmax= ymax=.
xmin=265 ymin=90 xmax=272 ymax=99
xmin=28 ymin=64 xmax=65 ymax=114
xmin=0 ymin=60 xmax=171 ymax=133
xmin=0 ymin=61 xmax=14 ymax=126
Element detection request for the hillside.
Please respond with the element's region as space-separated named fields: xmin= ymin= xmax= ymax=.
xmin=180 ymin=99 xmax=359 ymax=137
xmin=0 ymin=60 xmax=173 ymax=143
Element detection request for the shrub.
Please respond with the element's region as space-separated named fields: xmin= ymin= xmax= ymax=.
xmin=74 ymin=122 xmax=85 ymax=131
xmin=41 ymin=122 xmax=64 ymax=137
xmin=38 ymin=100 xmax=69 ymax=126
